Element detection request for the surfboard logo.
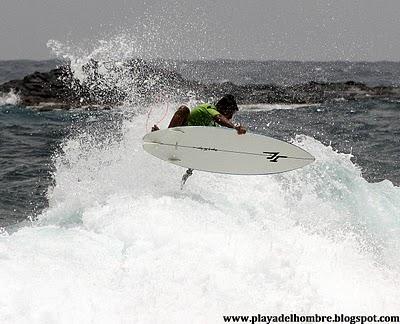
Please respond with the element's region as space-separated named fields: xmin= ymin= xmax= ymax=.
xmin=263 ymin=151 xmax=288 ymax=162
xmin=195 ymin=146 xmax=218 ymax=152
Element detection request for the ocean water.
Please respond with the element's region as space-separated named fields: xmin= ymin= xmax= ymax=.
xmin=0 ymin=103 xmax=124 ymax=226
xmin=2 ymin=59 xmax=400 ymax=87
xmin=0 ymin=56 xmax=400 ymax=322
xmin=174 ymin=60 xmax=400 ymax=86
xmin=0 ymin=59 xmax=59 ymax=85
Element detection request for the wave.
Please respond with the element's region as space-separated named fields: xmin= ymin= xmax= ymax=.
xmin=239 ymin=103 xmax=318 ymax=112
xmin=0 ymin=106 xmax=399 ymax=322
xmin=0 ymin=89 xmax=21 ymax=106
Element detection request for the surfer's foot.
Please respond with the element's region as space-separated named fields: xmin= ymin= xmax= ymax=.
xmin=151 ymin=124 xmax=160 ymax=132
xmin=181 ymin=168 xmax=193 ymax=190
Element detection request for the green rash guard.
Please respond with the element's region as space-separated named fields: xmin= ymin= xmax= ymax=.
xmin=187 ymin=103 xmax=221 ymax=126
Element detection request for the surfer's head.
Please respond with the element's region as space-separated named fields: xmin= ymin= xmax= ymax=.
xmin=216 ymin=94 xmax=238 ymax=119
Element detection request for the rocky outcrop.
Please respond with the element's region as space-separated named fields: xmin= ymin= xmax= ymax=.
xmin=1 ymin=59 xmax=399 ymax=109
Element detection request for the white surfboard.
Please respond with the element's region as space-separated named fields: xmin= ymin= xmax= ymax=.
xmin=143 ymin=126 xmax=314 ymax=175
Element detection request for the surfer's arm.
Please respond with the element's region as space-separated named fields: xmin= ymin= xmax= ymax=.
xmin=214 ymin=115 xmax=246 ymax=134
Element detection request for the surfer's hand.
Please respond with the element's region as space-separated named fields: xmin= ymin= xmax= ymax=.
xmin=235 ymin=125 xmax=246 ymax=135
xmin=151 ymin=124 xmax=160 ymax=132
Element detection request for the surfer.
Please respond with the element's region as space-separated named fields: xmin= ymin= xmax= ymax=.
xmin=151 ymin=94 xmax=246 ymax=188
xmin=151 ymin=94 xmax=246 ymax=134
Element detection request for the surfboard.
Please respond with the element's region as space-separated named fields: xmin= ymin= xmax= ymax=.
xmin=142 ymin=126 xmax=314 ymax=175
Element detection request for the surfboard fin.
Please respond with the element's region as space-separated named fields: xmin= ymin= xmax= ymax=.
xmin=180 ymin=168 xmax=193 ymax=190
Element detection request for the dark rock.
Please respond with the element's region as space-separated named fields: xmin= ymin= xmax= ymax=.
xmin=1 ymin=59 xmax=399 ymax=109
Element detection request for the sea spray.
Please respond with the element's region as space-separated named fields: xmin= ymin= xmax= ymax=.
xmin=46 ymin=36 xmax=196 ymax=108
xmin=0 ymin=89 xmax=21 ymax=106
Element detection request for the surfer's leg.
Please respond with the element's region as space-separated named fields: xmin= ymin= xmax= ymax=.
xmin=168 ymin=105 xmax=190 ymax=128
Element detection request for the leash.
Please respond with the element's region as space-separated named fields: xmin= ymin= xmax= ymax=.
xmin=145 ymin=95 xmax=169 ymax=133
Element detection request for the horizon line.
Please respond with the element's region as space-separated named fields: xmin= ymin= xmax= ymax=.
xmin=1 ymin=57 xmax=399 ymax=64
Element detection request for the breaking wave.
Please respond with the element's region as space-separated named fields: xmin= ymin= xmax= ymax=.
xmin=0 ymin=107 xmax=399 ymax=322
xmin=0 ymin=89 xmax=21 ymax=106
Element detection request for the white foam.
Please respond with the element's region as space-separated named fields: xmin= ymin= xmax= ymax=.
xmin=0 ymin=89 xmax=21 ymax=106
xmin=0 ymin=108 xmax=399 ymax=322
xmin=239 ymin=103 xmax=318 ymax=112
